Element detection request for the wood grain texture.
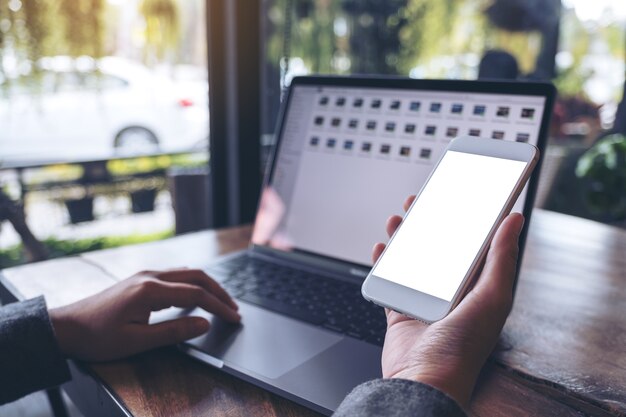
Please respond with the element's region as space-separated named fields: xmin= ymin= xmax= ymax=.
xmin=90 ymin=349 xmax=585 ymax=417
xmin=498 ymin=211 xmax=626 ymax=416
xmin=81 ymin=225 xmax=252 ymax=281
xmin=91 ymin=348 xmax=321 ymax=417
xmin=1 ymin=257 xmax=117 ymax=307
xmin=2 ymin=210 xmax=625 ymax=416
xmin=469 ymin=363 xmax=589 ymax=417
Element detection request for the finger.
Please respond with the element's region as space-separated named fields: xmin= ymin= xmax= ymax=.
xmin=155 ymin=269 xmax=239 ymax=310
xmin=372 ymin=242 xmax=386 ymax=263
xmin=386 ymin=215 xmax=403 ymax=238
xmin=471 ymin=213 xmax=524 ymax=308
xmin=146 ymin=281 xmax=241 ymax=322
xmin=134 ymin=316 xmax=210 ymax=351
xmin=155 ymin=269 xmax=238 ymax=309
xmin=403 ymin=195 xmax=416 ymax=212
xmin=385 ymin=308 xmax=394 ymax=328
xmin=384 ymin=307 xmax=396 ymax=324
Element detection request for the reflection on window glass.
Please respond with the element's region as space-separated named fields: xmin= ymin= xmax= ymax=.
xmin=262 ymin=0 xmax=626 ymax=227
xmin=0 ymin=0 xmax=211 ymax=268
xmin=0 ymin=0 xmax=208 ymax=159
xmin=264 ymin=0 xmax=625 ymax=133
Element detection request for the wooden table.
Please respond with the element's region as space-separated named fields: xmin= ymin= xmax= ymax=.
xmin=1 ymin=209 xmax=625 ymax=417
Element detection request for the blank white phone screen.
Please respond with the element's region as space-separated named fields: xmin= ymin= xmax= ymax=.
xmin=371 ymin=150 xmax=527 ymax=301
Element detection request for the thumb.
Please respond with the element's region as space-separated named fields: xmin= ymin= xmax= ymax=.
xmin=449 ymin=213 xmax=524 ymax=333
xmin=136 ymin=316 xmax=210 ymax=351
xmin=480 ymin=212 xmax=524 ymax=292
xmin=469 ymin=212 xmax=524 ymax=312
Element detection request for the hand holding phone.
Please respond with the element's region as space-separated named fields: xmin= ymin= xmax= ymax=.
xmin=375 ymin=199 xmax=525 ymax=407
xmin=362 ymin=136 xmax=539 ymax=322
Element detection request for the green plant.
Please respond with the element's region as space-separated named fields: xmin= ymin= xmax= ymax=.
xmin=107 ymin=153 xmax=208 ymax=176
xmin=576 ymin=134 xmax=626 ymax=221
xmin=0 ymin=230 xmax=174 ymax=269
xmin=58 ymin=0 xmax=106 ymax=58
xmin=139 ymin=0 xmax=181 ymax=62
xmin=0 ymin=0 xmax=183 ymax=97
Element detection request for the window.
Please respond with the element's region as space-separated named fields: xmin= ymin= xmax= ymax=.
xmin=0 ymin=0 xmax=211 ymax=267
xmin=261 ymin=0 xmax=626 ymax=226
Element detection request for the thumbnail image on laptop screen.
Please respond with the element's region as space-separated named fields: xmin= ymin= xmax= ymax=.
xmin=252 ymin=82 xmax=547 ymax=266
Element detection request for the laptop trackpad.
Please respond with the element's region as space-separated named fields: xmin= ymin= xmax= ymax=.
xmin=152 ymin=302 xmax=342 ymax=379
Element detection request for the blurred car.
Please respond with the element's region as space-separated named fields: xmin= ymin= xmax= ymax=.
xmin=0 ymin=56 xmax=208 ymax=160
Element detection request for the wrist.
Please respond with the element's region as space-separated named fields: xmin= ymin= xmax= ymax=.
xmin=389 ymin=366 xmax=478 ymax=407
xmin=49 ymin=306 xmax=79 ymax=358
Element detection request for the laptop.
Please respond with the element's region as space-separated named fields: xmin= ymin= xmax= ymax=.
xmin=154 ymin=76 xmax=555 ymax=415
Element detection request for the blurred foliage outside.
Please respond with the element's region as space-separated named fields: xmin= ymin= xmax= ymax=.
xmin=0 ymin=0 xmax=209 ymax=266
xmin=16 ymin=152 xmax=209 ymax=185
xmin=261 ymin=0 xmax=626 ymax=225
xmin=0 ymin=0 xmax=203 ymax=95
xmin=0 ymin=229 xmax=173 ymax=269
xmin=107 ymin=152 xmax=208 ymax=176
xmin=576 ymin=133 xmax=626 ymax=220
xmin=265 ymin=0 xmax=625 ymax=128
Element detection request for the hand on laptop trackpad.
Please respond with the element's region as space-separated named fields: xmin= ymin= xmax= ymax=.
xmin=151 ymin=303 xmax=343 ymax=379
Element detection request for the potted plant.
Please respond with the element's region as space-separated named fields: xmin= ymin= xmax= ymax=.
xmin=576 ymin=134 xmax=626 ymax=225
xmin=130 ymin=188 xmax=158 ymax=213
xmin=65 ymin=196 xmax=95 ymax=224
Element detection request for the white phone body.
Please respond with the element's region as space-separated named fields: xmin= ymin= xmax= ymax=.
xmin=361 ymin=136 xmax=539 ymax=323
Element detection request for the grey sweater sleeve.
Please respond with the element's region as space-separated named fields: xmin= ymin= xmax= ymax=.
xmin=334 ymin=378 xmax=467 ymax=417
xmin=0 ymin=296 xmax=71 ymax=404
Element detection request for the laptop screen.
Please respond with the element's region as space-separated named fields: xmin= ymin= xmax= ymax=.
xmin=252 ymin=81 xmax=548 ymax=266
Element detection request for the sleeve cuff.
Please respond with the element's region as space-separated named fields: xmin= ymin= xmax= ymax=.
xmin=334 ymin=378 xmax=467 ymax=417
xmin=0 ymin=296 xmax=71 ymax=404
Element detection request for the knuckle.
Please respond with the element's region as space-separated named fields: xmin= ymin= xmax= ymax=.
xmin=135 ymin=277 xmax=161 ymax=295
xmin=188 ymin=287 xmax=205 ymax=303
xmin=192 ymin=274 xmax=210 ymax=286
xmin=206 ymin=278 xmax=221 ymax=290
xmin=193 ymin=287 xmax=207 ymax=304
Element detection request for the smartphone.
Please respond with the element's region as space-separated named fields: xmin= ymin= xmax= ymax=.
xmin=361 ymin=136 xmax=539 ymax=323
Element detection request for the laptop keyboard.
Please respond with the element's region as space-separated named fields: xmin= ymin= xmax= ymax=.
xmin=207 ymin=254 xmax=387 ymax=346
